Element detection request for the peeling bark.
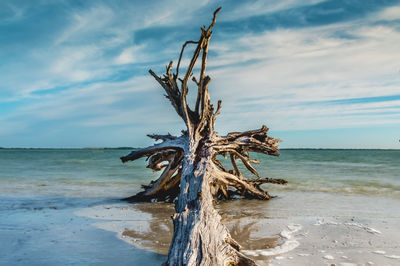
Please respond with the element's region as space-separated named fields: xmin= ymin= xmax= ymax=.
xmin=121 ymin=7 xmax=286 ymax=265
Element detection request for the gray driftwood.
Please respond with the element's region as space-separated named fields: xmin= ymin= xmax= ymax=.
xmin=121 ymin=8 xmax=286 ymax=265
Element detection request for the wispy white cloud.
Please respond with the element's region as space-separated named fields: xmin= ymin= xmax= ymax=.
xmin=114 ymin=44 xmax=148 ymax=65
xmin=54 ymin=5 xmax=116 ymax=46
xmin=0 ymin=3 xmax=26 ymax=24
xmin=0 ymin=74 xmax=182 ymax=133
xmin=0 ymin=0 xmax=216 ymax=101
xmin=219 ymin=0 xmax=326 ymax=21
xmin=205 ymin=15 xmax=400 ymax=133
xmin=374 ymin=5 xmax=400 ymax=21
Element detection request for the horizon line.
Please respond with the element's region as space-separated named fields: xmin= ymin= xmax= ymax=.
xmin=0 ymin=147 xmax=399 ymax=151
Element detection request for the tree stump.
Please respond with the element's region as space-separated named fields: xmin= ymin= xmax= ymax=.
xmin=121 ymin=8 xmax=286 ymax=265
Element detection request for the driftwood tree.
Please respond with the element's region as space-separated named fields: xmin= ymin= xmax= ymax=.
xmin=121 ymin=8 xmax=286 ymax=266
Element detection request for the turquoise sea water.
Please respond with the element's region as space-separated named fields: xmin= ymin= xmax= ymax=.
xmin=0 ymin=149 xmax=399 ymax=198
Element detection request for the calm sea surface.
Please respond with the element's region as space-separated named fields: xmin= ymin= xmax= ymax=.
xmin=0 ymin=148 xmax=399 ymax=199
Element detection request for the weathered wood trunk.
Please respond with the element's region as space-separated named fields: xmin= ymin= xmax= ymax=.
xmin=121 ymin=8 xmax=286 ymax=265
xmin=167 ymin=143 xmax=256 ymax=265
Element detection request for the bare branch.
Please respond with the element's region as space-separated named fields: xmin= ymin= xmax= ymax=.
xmin=147 ymin=133 xmax=177 ymax=142
xmin=149 ymin=69 xmax=182 ymax=118
xmin=146 ymin=149 xmax=177 ymax=172
xmin=212 ymin=155 xmax=227 ymax=172
xmin=195 ymin=30 xmax=212 ymax=114
xmin=143 ymin=151 xmax=183 ymax=196
xmin=164 ymin=168 xmax=182 ymax=191
xmin=207 ymin=7 xmax=222 ymax=32
xmin=229 ymin=152 xmax=240 ymax=177
xmin=209 ymin=100 xmax=222 ymax=130
xmin=211 ymin=167 xmax=270 ymax=200
xmin=248 ymin=177 xmax=287 ymax=185
xmin=214 ymin=100 xmax=222 ymax=117
xmin=166 ymin=61 xmax=179 ymax=92
xmin=176 ymin=40 xmax=199 ymax=78
xmin=229 ymin=150 xmax=261 ymax=178
xmin=192 ymin=76 xmax=199 ymax=86
xmin=212 ymin=125 xmax=281 ymax=156
xmin=120 ymin=137 xmax=185 ymax=163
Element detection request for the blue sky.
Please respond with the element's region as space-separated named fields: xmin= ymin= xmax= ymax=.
xmin=1 ymin=0 xmax=400 ymax=148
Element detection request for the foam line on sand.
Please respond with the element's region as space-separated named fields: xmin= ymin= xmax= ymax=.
xmin=242 ymin=224 xmax=302 ymax=257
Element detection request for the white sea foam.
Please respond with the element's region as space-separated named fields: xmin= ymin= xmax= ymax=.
xmin=242 ymin=250 xmax=259 ymax=256
xmin=257 ymin=240 xmax=300 ymax=257
xmin=344 ymin=222 xmax=381 ymax=234
xmin=372 ymin=250 xmax=386 ymax=255
xmin=323 ymin=254 xmax=334 ymax=260
xmin=242 ymin=224 xmax=302 ymax=257
xmin=297 ymin=253 xmax=310 ymax=257
xmin=314 ymin=219 xmax=339 ymax=226
xmin=314 ymin=219 xmax=381 ymax=235
xmin=385 ymin=255 xmax=400 ymax=259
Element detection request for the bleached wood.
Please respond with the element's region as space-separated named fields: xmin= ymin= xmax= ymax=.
xmin=121 ymin=7 xmax=285 ymax=265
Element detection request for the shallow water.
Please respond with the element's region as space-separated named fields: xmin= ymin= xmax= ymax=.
xmin=0 ymin=196 xmax=166 ymax=266
xmin=1 ymin=148 xmax=399 ymax=198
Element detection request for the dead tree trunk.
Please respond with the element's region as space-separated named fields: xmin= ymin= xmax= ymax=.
xmin=121 ymin=8 xmax=286 ymax=265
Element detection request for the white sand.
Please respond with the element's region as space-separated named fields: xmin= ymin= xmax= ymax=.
xmin=74 ymin=191 xmax=400 ymax=266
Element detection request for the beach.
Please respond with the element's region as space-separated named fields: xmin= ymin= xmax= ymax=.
xmin=1 ymin=149 xmax=399 ymax=265
xmin=73 ymin=192 xmax=400 ymax=266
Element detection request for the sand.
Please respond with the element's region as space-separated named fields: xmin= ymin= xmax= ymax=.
xmin=4 ymin=192 xmax=396 ymax=265
xmin=0 ymin=196 xmax=165 ymax=266
xmin=75 ymin=191 xmax=400 ymax=266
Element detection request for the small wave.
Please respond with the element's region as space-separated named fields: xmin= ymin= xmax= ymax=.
xmin=270 ymin=182 xmax=400 ymax=198
xmin=64 ymin=159 xmax=90 ymax=164
xmin=314 ymin=219 xmax=381 ymax=235
xmin=242 ymin=224 xmax=302 ymax=257
xmin=343 ymin=222 xmax=381 ymax=234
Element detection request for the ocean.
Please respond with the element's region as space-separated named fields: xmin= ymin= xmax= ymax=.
xmin=1 ymin=148 xmax=399 ymax=265
xmin=0 ymin=148 xmax=399 ymax=199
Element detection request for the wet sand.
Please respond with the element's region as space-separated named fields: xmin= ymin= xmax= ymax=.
xmin=2 ymin=192 xmax=398 ymax=265
xmin=0 ymin=196 xmax=165 ymax=266
xmin=75 ymin=191 xmax=400 ymax=266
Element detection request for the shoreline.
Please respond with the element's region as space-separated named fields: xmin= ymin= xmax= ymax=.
xmin=1 ymin=191 xmax=399 ymax=265
xmin=74 ymin=191 xmax=400 ymax=265
xmin=1 ymin=147 xmax=400 ymax=151
xmin=0 ymin=196 xmax=165 ymax=266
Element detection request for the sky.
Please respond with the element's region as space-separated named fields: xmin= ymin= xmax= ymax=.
xmin=0 ymin=0 xmax=399 ymax=149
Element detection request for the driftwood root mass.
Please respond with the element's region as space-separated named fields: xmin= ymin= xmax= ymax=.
xmin=121 ymin=7 xmax=286 ymax=266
